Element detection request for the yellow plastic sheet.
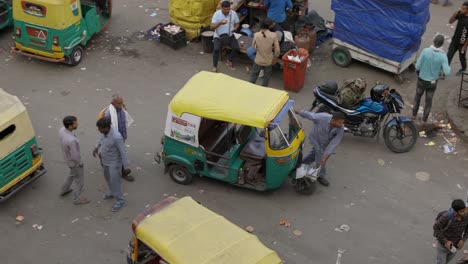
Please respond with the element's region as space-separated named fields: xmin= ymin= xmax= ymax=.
xmin=136 ymin=197 xmax=282 ymax=264
xmin=168 ymin=72 xmax=289 ymax=128
xmin=169 ymin=0 xmax=218 ymax=39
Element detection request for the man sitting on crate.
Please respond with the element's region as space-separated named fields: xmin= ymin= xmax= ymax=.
xmin=210 ymin=0 xmax=240 ymax=72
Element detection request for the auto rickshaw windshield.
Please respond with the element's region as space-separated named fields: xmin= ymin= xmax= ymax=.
xmin=268 ymin=99 xmax=302 ymax=150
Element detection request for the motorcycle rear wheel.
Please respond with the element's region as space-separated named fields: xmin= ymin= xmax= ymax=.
xmin=383 ymin=120 xmax=417 ymax=153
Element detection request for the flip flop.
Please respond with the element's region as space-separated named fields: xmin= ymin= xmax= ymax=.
xmin=226 ymin=61 xmax=236 ymax=70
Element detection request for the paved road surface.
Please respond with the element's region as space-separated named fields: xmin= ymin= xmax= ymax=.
xmin=0 ymin=1 xmax=467 ymax=263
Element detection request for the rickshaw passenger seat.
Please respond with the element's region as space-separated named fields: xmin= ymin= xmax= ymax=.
xmin=240 ymin=133 xmax=265 ymax=162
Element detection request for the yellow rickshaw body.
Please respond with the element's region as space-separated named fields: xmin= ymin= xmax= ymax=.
xmin=168 ymin=71 xmax=290 ymax=129
xmin=133 ymin=196 xmax=283 ymax=264
xmin=12 ymin=0 xmax=81 ymax=30
xmin=0 ymin=89 xmax=46 ymax=200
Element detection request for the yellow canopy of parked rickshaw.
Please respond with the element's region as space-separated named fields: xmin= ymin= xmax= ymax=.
xmin=13 ymin=0 xmax=81 ymax=30
xmin=0 ymin=89 xmax=35 ymax=159
xmin=135 ymin=196 xmax=283 ymax=264
xmin=168 ymin=71 xmax=290 ymax=128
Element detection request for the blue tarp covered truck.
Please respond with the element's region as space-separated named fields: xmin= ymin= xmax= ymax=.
xmin=330 ymin=0 xmax=431 ymax=82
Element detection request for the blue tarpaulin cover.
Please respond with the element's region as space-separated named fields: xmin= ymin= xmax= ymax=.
xmin=331 ymin=0 xmax=431 ymax=63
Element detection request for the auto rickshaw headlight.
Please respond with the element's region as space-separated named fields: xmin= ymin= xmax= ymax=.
xmin=30 ymin=144 xmax=39 ymax=157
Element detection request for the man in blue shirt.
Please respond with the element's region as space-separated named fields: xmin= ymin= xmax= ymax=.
xmin=210 ymin=1 xmax=240 ymax=72
xmin=264 ymin=0 xmax=293 ymax=30
xmin=412 ymin=35 xmax=451 ymax=126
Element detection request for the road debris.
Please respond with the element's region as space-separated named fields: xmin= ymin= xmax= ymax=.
xmin=415 ymin=171 xmax=431 ymax=182
xmin=419 ymin=131 xmax=427 ymax=138
xmin=245 ymin=226 xmax=255 ymax=233
xmin=335 ymin=224 xmax=351 ymax=232
xmin=293 ymin=229 xmax=303 ymax=236
xmin=377 ymin=158 xmax=385 ymax=166
xmin=425 ymin=141 xmax=435 ymax=146
xmin=443 ymin=144 xmax=455 ymax=154
xmin=71 ymin=218 xmax=79 ymax=224
xmin=15 ymin=214 xmax=25 ymax=224
xmin=457 ymin=184 xmax=463 ymax=189
xmin=32 ymin=224 xmax=43 ymax=231
xmin=279 ymin=220 xmax=291 ymax=227
xmin=344 ymin=203 xmax=355 ymax=208
xmin=335 ymin=249 xmax=346 ymax=264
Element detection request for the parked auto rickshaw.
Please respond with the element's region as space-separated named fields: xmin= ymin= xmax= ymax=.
xmin=0 ymin=0 xmax=12 ymax=30
xmin=12 ymin=0 xmax=112 ymax=65
xmin=0 ymin=88 xmax=46 ymax=201
xmin=155 ymin=71 xmax=313 ymax=193
xmin=127 ymin=196 xmax=283 ymax=264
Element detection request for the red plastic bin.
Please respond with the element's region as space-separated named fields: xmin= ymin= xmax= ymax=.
xmin=282 ymin=50 xmax=309 ymax=92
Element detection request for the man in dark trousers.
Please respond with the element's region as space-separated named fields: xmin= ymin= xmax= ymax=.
xmin=294 ymin=110 xmax=345 ymax=187
xmin=433 ymin=199 xmax=468 ymax=264
xmin=412 ymin=35 xmax=450 ymax=126
xmin=447 ymin=2 xmax=468 ymax=76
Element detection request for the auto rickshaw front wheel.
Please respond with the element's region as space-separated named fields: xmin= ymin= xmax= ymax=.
xmin=295 ymin=178 xmax=316 ymax=195
xmin=67 ymin=46 xmax=83 ymax=66
xmin=168 ymin=164 xmax=193 ymax=185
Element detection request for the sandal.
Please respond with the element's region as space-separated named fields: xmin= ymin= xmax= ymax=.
xmin=226 ymin=60 xmax=235 ymax=70
xmin=112 ymin=201 xmax=126 ymax=212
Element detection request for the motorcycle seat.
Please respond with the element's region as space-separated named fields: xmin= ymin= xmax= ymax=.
xmin=316 ymin=87 xmax=360 ymax=110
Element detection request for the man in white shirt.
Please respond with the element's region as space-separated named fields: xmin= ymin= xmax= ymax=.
xmin=210 ymin=0 xmax=240 ymax=72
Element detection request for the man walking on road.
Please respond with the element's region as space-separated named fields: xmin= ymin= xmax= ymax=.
xmin=93 ymin=117 xmax=129 ymax=212
xmin=98 ymin=94 xmax=134 ymax=182
xmin=294 ymin=110 xmax=345 ymax=187
xmin=433 ymin=199 xmax=468 ymax=264
xmin=447 ymin=2 xmax=468 ymax=76
xmin=412 ymin=35 xmax=450 ymax=127
xmin=59 ymin=116 xmax=90 ymax=205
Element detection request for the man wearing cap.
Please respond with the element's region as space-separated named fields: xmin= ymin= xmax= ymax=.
xmin=412 ymin=34 xmax=450 ymax=127
xmin=210 ymin=0 xmax=240 ymax=72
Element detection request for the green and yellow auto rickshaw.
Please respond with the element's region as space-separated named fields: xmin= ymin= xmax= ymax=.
xmin=12 ymin=0 xmax=112 ymax=65
xmin=0 ymin=0 xmax=12 ymax=30
xmin=0 ymin=88 xmax=46 ymax=201
xmin=155 ymin=71 xmax=313 ymax=193
xmin=127 ymin=196 xmax=283 ymax=264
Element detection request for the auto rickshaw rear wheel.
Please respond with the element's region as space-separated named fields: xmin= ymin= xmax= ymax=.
xmin=68 ymin=46 xmax=83 ymax=66
xmin=295 ymin=178 xmax=316 ymax=195
xmin=168 ymin=164 xmax=193 ymax=185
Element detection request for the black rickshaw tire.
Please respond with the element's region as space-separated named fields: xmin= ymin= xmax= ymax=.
xmin=295 ymin=178 xmax=316 ymax=195
xmin=67 ymin=45 xmax=84 ymax=66
xmin=168 ymin=164 xmax=193 ymax=185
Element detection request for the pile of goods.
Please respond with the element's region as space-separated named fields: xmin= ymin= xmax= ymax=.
xmin=164 ymin=24 xmax=182 ymax=34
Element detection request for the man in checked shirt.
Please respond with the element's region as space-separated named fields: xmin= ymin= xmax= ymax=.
xmin=433 ymin=199 xmax=468 ymax=264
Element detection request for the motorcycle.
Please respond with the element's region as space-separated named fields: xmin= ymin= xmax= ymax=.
xmin=310 ymin=81 xmax=417 ymax=153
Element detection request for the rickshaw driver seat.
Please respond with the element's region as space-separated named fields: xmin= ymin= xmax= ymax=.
xmin=240 ymin=131 xmax=266 ymax=162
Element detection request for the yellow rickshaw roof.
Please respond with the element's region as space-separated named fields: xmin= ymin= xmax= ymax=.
xmin=13 ymin=0 xmax=81 ymax=30
xmin=135 ymin=197 xmax=282 ymax=264
xmin=0 ymin=89 xmax=26 ymax=127
xmin=168 ymin=72 xmax=290 ymax=128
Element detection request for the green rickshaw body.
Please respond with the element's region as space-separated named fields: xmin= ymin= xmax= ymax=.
xmin=158 ymin=72 xmax=305 ymax=191
xmin=0 ymin=0 xmax=12 ymax=30
xmin=12 ymin=0 xmax=111 ymax=64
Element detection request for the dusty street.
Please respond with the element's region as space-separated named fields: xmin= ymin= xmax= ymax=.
xmin=1 ymin=0 xmax=468 ymax=263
